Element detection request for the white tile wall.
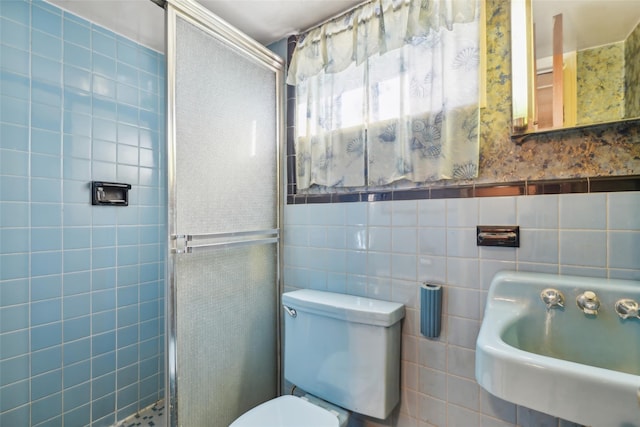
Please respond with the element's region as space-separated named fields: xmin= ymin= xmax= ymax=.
xmin=282 ymin=192 xmax=640 ymax=427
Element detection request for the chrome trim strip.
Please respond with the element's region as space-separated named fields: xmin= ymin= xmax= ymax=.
xmin=275 ymin=50 xmax=285 ymax=397
xmin=165 ymin=3 xmax=179 ymax=426
xmin=180 ymin=229 xmax=279 ymax=241
xmin=165 ymin=0 xmax=283 ymax=72
xmin=185 ymin=237 xmax=278 ymax=252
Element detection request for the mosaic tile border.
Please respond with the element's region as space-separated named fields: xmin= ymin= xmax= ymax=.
xmin=287 ymin=175 xmax=640 ymax=205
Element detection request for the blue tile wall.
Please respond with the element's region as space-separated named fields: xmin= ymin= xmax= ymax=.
xmin=0 ymin=1 xmax=166 ymax=426
xmin=284 ymin=192 xmax=640 ymax=427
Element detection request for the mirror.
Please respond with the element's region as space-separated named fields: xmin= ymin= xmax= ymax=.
xmin=510 ymin=0 xmax=640 ymax=135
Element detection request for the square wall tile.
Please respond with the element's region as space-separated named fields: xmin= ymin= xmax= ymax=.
xmin=0 ymin=379 xmax=29 ymax=413
xmin=608 ymin=231 xmax=640 ymax=269
xmin=559 ymin=230 xmax=607 ymax=268
xmin=517 ymin=194 xmax=559 ymax=229
xmin=418 ymin=227 xmax=446 ymax=256
xmin=418 ymin=255 xmax=446 ymax=284
xmin=479 ymin=196 xmax=516 ymax=225
xmin=1 ymin=18 xmax=30 ymax=50
xmin=1 ymin=0 xmax=30 ymax=25
xmin=369 ymin=201 xmax=392 ymax=226
xmin=64 ymin=382 xmax=90 ymax=412
xmin=64 ymin=404 xmax=90 ymax=427
xmin=1 ymin=253 xmax=29 ymax=280
xmin=392 ymin=200 xmax=417 ymax=226
xmin=63 ymin=316 xmax=90 ymax=342
xmin=367 ymin=252 xmax=391 ymax=277
xmin=63 ymin=18 xmax=90 ymax=48
xmin=1 ymin=44 xmax=30 ymax=76
xmin=418 ymin=199 xmax=446 ymax=227
xmin=31 ymin=298 xmax=61 ymax=326
xmin=1 ymin=354 xmax=30 ymax=385
xmin=559 ymin=193 xmax=606 ymax=229
xmin=1 ymin=278 xmax=30 ymax=307
xmin=418 ymin=367 xmax=446 ymax=400
xmin=1 ymin=304 xmax=29 ymax=333
xmin=31 ymin=347 xmax=61 ymax=376
xmin=446 ymin=257 xmax=479 ymax=289
xmin=447 ymin=374 xmax=479 ymax=411
xmin=32 ymin=178 xmax=61 ymax=203
xmin=31 ymin=322 xmax=62 ymax=351
xmin=0 ymin=329 xmax=29 ymax=359
xmin=518 ymin=229 xmax=559 ymax=264
xmin=92 ymin=32 xmax=115 ymax=57
xmin=391 ymin=254 xmax=417 ymax=281
xmin=392 ymin=227 xmax=417 ymax=254
xmin=1 ymin=228 xmax=29 ymax=253
xmin=345 ymin=202 xmax=367 ymax=225
xmin=446 ymin=228 xmax=478 ymax=258
xmin=608 ymin=192 xmax=640 ymax=230
xmin=63 ymin=294 xmax=90 ymax=320
xmin=446 ymin=198 xmax=478 ymax=227
xmin=368 ymin=227 xmax=391 ymax=252
xmin=480 ymin=260 xmax=516 ymax=291
xmin=479 ymin=246 xmax=517 ymax=262
xmin=32 ymin=4 xmax=62 ymax=38
xmin=31 ymin=392 xmax=62 ymax=425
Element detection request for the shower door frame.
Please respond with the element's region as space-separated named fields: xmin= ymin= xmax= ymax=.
xmin=164 ymin=0 xmax=285 ymax=424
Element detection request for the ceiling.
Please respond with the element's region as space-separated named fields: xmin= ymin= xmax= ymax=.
xmin=533 ymin=0 xmax=640 ymax=59
xmin=46 ymin=1 xmax=640 ymax=56
xmin=47 ymin=0 xmax=364 ymax=52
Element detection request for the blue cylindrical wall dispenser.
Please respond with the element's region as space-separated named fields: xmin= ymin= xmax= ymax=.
xmin=420 ymin=283 xmax=443 ymax=338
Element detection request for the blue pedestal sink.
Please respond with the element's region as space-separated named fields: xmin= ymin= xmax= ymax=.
xmin=476 ymin=271 xmax=640 ymax=427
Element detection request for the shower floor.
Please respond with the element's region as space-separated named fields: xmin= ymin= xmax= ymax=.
xmin=114 ymin=400 xmax=166 ymax=427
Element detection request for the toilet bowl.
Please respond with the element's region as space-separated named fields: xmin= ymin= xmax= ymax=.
xmin=229 ymin=289 xmax=405 ymax=427
xmin=229 ymin=394 xmax=349 ymax=427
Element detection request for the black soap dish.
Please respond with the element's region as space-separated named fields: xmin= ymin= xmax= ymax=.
xmin=91 ymin=181 xmax=131 ymax=206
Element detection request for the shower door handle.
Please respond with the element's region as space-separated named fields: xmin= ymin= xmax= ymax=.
xmin=172 ymin=229 xmax=279 ymax=253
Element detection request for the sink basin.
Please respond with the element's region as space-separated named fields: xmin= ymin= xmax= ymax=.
xmin=476 ymin=271 xmax=640 ymax=427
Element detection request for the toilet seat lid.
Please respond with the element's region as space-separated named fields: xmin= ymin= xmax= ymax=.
xmin=230 ymin=395 xmax=339 ymax=427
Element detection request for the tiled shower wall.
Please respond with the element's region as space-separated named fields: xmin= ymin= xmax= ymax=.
xmin=283 ymin=192 xmax=640 ymax=427
xmin=0 ymin=1 xmax=166 ymax=425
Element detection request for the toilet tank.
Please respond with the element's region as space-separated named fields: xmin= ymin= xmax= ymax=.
xmin=282 ymin=290 xmax=405 ymax=420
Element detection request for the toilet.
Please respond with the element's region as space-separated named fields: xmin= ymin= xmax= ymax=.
xmin=230 ymin=289 xmax=405 ymax=427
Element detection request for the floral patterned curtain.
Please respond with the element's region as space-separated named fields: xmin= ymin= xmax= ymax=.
xmin=288 ymin=0 xmax=480 ymax=190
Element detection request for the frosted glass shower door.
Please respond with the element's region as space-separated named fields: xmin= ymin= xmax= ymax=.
xmin=165 ymin=1 xmax=283 ymax=426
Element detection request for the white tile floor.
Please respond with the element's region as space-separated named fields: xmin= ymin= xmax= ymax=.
xmin=115 ymin=400 xmax=166 ymax=427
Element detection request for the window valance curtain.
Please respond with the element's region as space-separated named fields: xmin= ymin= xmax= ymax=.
xmin=288 ymin=0 xmax=481 ymax=190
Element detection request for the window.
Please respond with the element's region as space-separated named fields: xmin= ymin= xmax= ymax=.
xmin=288 ymin=0 xmax=481 ymax=192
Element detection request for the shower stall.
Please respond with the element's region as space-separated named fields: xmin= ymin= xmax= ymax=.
xmin=0 ymin=0 xmax=283 ymax=425
xmin=164 ymin=0 xmax=284 ymax=425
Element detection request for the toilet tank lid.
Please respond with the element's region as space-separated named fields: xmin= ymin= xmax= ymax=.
xmin=282 ymin=290 xmax=405 ymax=327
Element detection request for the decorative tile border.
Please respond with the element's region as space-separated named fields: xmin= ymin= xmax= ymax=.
xmin=286 ymin=175 xmax=640 ymax=204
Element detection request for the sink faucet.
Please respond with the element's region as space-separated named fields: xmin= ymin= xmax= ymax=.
xmin=614 ymin=299 xmax=640 ymax=320
xmin=540 ymin=288 xmax=564 ymax=310
xmin=576 ymin=291 xmax=600 ymax=315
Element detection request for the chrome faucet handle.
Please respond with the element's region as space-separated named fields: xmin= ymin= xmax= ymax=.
xmin=576 ymin=291 xmax=600 ymax=315
xmin=614 ymin=299 xmax=640 ymax=320
xmin=541 ymin=288 xmax=565 ymax=309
